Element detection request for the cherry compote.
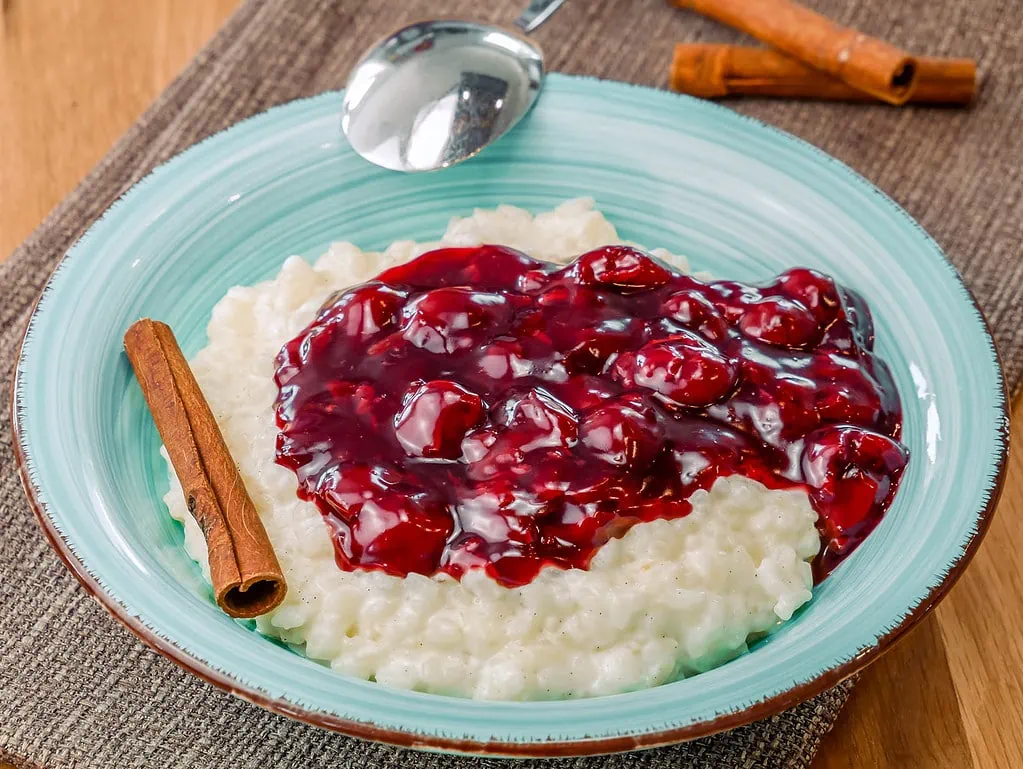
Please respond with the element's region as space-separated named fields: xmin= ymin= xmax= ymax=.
xmin=274 ymin=245 xmax=907 ymax=586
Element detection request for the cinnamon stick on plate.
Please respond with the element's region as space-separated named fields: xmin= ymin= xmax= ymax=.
xmin=124 ymin=319 xmax=286 ymax=618
xmin=671 ymin=44 xmax=977 ymax=105
xmin=669 ymin=0 xmax=919 ymax=105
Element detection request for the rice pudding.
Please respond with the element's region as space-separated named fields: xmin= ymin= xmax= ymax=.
xmin=163 ymin=199 xmax=906 ymax=699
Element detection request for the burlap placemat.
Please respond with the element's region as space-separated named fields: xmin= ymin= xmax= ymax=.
xmin=2 ymin=0 xmax=1021 ymax=766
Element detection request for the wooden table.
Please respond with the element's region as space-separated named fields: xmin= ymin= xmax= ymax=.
xmin=2 ymin=2 xmax=1021 ymax=767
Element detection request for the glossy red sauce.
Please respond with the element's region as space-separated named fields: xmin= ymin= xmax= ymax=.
xmin=274 ymin=245 xmax=908 ymax=587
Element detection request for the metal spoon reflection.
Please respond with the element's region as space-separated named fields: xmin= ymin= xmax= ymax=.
xmin=342 ymin=0 xmax=564 ymax=172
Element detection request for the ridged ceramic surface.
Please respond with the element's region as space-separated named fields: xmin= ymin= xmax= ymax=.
xmin=14 ymin=76 xmax=1008 ymax=755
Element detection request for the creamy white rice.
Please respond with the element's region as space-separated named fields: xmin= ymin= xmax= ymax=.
xmin=164 ymin=198 xmax=819 ymax=700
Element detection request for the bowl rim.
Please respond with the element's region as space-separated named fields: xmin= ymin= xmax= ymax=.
xmin=11 ymin=74 xmax=1011 ymax=757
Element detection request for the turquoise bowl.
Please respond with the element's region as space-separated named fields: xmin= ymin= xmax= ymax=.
xmin=14 ymin=76 xmax=1008 ymax=756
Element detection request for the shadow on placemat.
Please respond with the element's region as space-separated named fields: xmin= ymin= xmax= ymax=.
xmin=3 ymin=0 xmax=1023 ymax=767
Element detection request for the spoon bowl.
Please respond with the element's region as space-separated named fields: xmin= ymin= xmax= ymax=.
xmin=342 ymin=20 xmax=544 ymax=172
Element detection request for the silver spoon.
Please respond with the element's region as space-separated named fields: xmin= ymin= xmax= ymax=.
xmin=341 ymin=0 xmax=565 ymax=172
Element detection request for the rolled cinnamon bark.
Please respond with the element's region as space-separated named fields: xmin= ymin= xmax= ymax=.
xmin=670 ymin=0 xmax=919 ymax=105
xmin=671 ymin=44 xmax=976 ymax=105
xmin=124 ymin=319 xmax=287 ymax=618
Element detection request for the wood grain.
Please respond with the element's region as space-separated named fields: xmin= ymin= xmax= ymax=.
xmin=0 ymin=0 xmax=240 ymax=258
xmin=2 ymin=2 xmax=1021 ymax=767
xmin=815 ymin=393 xmax=1023 ymax=769
xmin=815 ymin=614 xmax=974 ymax=768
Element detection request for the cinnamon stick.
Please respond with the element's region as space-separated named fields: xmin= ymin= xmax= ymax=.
xmin=124 ymin=319 xmax=286 ymax=618
xmin=669 ymin=0 xmax=919 ymax=105
xmin=671 ymin=44 xmax=977 ymax=105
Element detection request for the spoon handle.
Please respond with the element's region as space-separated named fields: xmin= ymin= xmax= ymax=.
xmin=514 ymin=0 xmax=566 ymax=34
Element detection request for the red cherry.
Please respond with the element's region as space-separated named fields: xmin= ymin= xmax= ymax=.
xmin=562 ymin=318 xmax=647 ymax=374
xmin=495 ymin=388 xmax=578 ymax=437
xmin=442 ymin=477 xmax=546 ymax=584
xmin=516 ymin=268 xmax=551 ymax=293
xmin=525 ymin=451 xmax=625 ymax=504
xmin=460 ymin=425 xmax=498 ymax=460
xmin=466 ymin=389 xmax=579 ymax=481
xmin=707 ymin=280 xmax=764 ymax=322
xmin=537 ymin=281 xmax=607 ymax=312
xmin=802 ymin=426 xmax=908 ymax=548
xmin=772 ymin=268 xmax=840 ymax=324
xmin=608 ymin=351 xmax=638 ymax=389
xmin=476 ymin=339 xmax=532 ymax=381
xmin=549 ymin=374 xmax=621 ymax=412
xmin=663 ymin=415 xmax=762 ymax=494
xmin=739 ymin=297 xmax=821 ymax=349
xmin=274 ymin=336 xmax=310 ymax=387
xmin=317 ymin=282 xmax=407 ymax=340
xmin=401 ymin=287 xmax=513 ymax=353
xmin=619 ymin=333 xmax=739 ymax=407
xmin=377 ymin=245 xmax=541 ymax=291
xmin=278 ymin=381 xmax=383 ymax=468
xmin=321 ymin=465 xmax=453 ymax=577
xmin=571 ymin=246 xmax=672 ymax=293
xmin=276 ymin=286 xmax=405 ymax=383
xmin=536 ymin=283 xmax=573 ymax=307
xmin=808 ymin=350 xmax=901 ymax=432
xmin=662 ymin=289 xmax=728 ymax=340
xmin=365 ymin=330 xmax=411 ymax=359
xmin=536 ymin=494 xmax=623 ymax=555
xmin=723 ymin=355 xmax=821 ymax=446
xmin=393 ymin=380 xmax=484 ymax=459
xmin=463 ymin=432 xmax=523 ymax=482
xmin=814 ymin=380 xmax=883 ymax=428
xmin=294 ymin=324 xmax=339 ymax=368
xmin=580 ymin=397 xmax=664 ymax=469
xmin=671 ymin=448 xmax=721 ymax=493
